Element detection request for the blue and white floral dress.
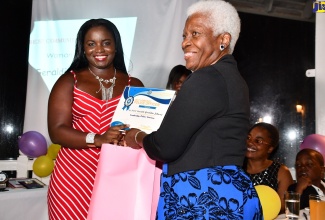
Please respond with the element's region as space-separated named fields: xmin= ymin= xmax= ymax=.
xmin=156 ymin=164 xmax=263 ymax=220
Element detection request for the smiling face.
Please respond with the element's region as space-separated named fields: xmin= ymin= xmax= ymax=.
xmin=84 ymin=26 xmax=116 ymax=69
xmin=246 ymin=126 xmax=274 ymax=160
xmin=182 ymin=13 xmax=222 ymax=71
xmin=295 ymin=150 xmax=325 ymax=185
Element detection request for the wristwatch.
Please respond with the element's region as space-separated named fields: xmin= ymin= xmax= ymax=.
xmin=0 ymin=171 xmax=8 ymax=190
xmin=86 ymin=132 xmax=96 ymax=144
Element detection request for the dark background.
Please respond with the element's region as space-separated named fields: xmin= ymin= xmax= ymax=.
xmin=0 ymin=1 xmax=315 ymax=167
xmin=0 ymin=1 xmax=32 ymax=159
xmin=233 ymin=13 xmax=315 ymax=167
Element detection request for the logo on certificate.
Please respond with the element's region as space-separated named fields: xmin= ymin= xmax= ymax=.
xmin=123 ymin=96 xmax=134 ymax=110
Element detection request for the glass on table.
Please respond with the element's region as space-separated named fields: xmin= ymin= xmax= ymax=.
xmin=285 ymin=191 xmax=300 ymax=219
xmin=309 ymin=194 xmax=325 ymax=220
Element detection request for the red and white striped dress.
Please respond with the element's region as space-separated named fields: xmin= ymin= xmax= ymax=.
xmin=48 ymin=71 xmax=128 ymax=220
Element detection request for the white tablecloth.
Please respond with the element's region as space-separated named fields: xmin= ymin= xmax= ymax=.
xmin=275 ymin=209 xmax=310 ymax=220
xmin=0 ymin=186 xmax=48 ymax=220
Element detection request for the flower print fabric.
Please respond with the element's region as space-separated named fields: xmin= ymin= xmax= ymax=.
xmin=156 ymin=164 xmax=263 ymax=220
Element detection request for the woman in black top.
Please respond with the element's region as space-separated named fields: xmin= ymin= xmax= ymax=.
xmin=124 ymin=0 xmax=262 ymax=219
xmin=245 ymin=122 xmax=294 ymax=213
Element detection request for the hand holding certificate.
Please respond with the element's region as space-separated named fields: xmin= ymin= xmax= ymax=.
xmin=111 ymin=86 xmax=176 ymax=133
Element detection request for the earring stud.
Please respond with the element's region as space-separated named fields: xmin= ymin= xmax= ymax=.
xmin=220 ymin=44 xmax=225 ymax=51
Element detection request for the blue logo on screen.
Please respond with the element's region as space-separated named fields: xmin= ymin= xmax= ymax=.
xmin=313 ymin=1 xmax=325 ymax=13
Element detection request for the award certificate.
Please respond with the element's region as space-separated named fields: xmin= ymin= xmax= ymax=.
xmin=111 ymin=86 xmax=176 ymax=133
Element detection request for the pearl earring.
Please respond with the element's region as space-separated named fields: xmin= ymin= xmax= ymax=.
xmin=220 ymin=44 xmax=225 ymax=51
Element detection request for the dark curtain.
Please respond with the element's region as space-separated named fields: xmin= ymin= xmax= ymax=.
xmin=0 ymin=1 xmax=32 ymax=159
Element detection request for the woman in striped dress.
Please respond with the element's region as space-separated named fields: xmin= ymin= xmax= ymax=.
xmin=47 ymin=18 xmax=143 ymax=220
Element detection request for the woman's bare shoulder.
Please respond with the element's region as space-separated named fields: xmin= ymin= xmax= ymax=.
xmin=130 ymin=76 xmax=144 ymax=87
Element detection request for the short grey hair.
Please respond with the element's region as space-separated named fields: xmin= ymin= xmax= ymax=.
xmin=187 ymin=0 xmax=241 ymax=54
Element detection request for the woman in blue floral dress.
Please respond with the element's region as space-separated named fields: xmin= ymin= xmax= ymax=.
xmin=125 ymin=0 xmax=263 ymax=219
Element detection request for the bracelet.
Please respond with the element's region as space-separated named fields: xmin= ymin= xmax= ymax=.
xmin=86 ymin=132 xmax=96 ymax=144
xmin=134 ymin=130 xmax=145 ymax=146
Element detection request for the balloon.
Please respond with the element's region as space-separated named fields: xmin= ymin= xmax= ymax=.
xmin=33 ymin=155 xmax=54 ymax=177
xmin=300 ymin=134 xmax=325 ymax=160
xmin=255 ymin=185 xmax=281 ymax=220
xmin=47 ymin=143 xmax=61 ymax=159
xmin=18 ymin=131 xmax=47 ymax=158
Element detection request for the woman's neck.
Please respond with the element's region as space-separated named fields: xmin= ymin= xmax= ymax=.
xmin=246 ymin=159 xmax=273 ymax=174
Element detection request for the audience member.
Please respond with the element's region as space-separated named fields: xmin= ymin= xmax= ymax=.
xmin=244 ymin=122 xmax=294 ymax=213
xmin=124 ymin=0 xmax=263 ymax=219
xmin=166 ymin=64 xmax=191 ymax=94
xmin=47 ymin=18 xmax=143 ymax=219
xmin=287 ymin=148 xmax=325 ymax=209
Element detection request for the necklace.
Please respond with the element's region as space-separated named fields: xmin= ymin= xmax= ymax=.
xmin=88 ymin=67 xmax=116 ymax=100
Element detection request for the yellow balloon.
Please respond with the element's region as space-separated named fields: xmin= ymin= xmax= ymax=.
xmin=33 ymin=155 xmax=54 ymax=177
xmin=255 ymin=185 xmax=281 ymax=220
xmin=47 ymin=143 xmax=61 ymax=159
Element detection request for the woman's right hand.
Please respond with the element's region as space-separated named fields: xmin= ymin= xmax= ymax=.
xmin=124 ymin=128 xmax=146 ymax=149
xmin=95 ymin=124 xmax=130 ymax=146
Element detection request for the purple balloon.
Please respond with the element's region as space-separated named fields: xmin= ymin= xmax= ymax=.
xmin=300 ymin=134 xmax=325 ymax=159
xmin=18 ymin=131 xmax=47 ymax=158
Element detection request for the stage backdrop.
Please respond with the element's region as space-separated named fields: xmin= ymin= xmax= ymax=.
xmin=23 ymin=0 xmax=197 ymax=144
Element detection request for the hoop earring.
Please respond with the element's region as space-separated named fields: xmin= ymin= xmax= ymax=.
xmin=220 ymin=44 xmax=225 ymax=51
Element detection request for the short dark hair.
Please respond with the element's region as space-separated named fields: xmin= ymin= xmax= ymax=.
xmin=166 ymin=65 xmax=191 ymax=89
xmin=67 ymin=18 xmax=127 ymax=74
xmin=296 ymin=148 xmax=324 ymax=166
xmin=249 ymin=122 xmax=279 ymax=148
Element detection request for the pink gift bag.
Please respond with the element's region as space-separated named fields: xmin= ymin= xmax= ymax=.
xmin=87 ymin=144 xmax=161 ymax=220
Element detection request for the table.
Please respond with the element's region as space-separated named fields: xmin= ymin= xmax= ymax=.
xmin=275 ymin=209 xmax=310 ymax=220
xmin=0 ymin=186 xmax=48 ymax=220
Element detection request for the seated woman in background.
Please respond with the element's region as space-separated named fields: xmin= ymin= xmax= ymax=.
xmin=287 ymin=148 xmax=325 ymax=209
xmin=244 ymin=122 xmax=294 ymax=213
xmin=166 ymin=64 xmax=191 ymax=94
